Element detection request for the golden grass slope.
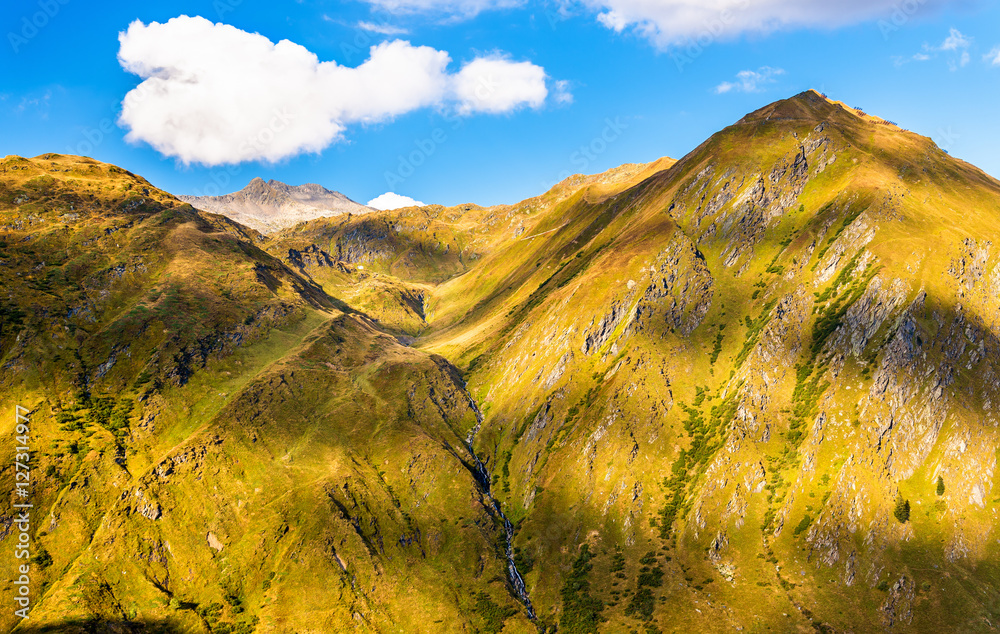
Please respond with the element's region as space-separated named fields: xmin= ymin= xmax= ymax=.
xmin=6 ymin=88 xmax=1000 ymax=633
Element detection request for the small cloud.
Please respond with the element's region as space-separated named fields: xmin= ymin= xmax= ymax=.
xmin=323 ymin=15 xmax=409 ymax=35
xmin=357 ymin=0 xmax=522 ymax=20
xmin=357 ymin=21 xmax=409 ymax=35
xmin=596 ymin=10 xmax=628 ymax=32
xmin=367 ymin=192 xmax=425 ymax=209
xmin=715 ymin=67 xmax=784 ymax=94
xmin=553 ymin=80 xmax=573 ymax=105
xmin=14 ymin=90 xmax=52 ymax=117
xmin=912 ymin=27 xmax=973 ymax=71
xmin=940 ymin=27 xmax=971 ymax=52
xmin=986 ymin=47 xmax=1000 ymax=66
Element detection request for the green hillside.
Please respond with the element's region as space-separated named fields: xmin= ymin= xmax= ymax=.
xmin=4 ymin=91 xmax=1000 ymax=632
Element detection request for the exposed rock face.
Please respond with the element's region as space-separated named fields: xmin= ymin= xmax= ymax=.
xmin=880 ymin=575 xmax=915 ymax=627
xmin=632 ymin=233 xmax=714 ymax=337
xmin=287 ymin=244 xmax=335 ymax=269
xmin=179 ymin=178 xmax=372 ymax=234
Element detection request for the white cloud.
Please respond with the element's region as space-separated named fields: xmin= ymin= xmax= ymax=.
xmin=715 ymin=66 xmax=784 ymax=94
xmin=940 ymin=27 xmax=971 ymax=51
xmin=591 ymin=0 xmax=970 ymax=47
xmin=454 ymin=55 xmax=549 ymax=114
xmin=117 ymin=16 xmax=554 ymax=165
xmin=367 ymin=192 xmax=425 ymax=209
xmin=356 ymin=21 xmax=410 ymax=35
xmin=15 ymin=90 xmax=52 ymax=115
xmin=553 ymin=80 xmax=574 ymax=105
xmin=360 ymin=0 xmax=962 ymax=46
xmin=939 ymin=27 xmax=971 ymax=69
xmin=906 ymin=27 xmax=973 ymax=70
xmin=987 ymin=47 xmax=1000 ymax=66
xmin=362 ymin=0 xmax=521 ymax=19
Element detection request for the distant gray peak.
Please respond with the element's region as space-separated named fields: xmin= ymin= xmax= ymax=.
xmin=179 ymin=178 xmax=373 ymax=234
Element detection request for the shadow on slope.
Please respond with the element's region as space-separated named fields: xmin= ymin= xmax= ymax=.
xmin=15 ymin=619 xmax=185 ymax=634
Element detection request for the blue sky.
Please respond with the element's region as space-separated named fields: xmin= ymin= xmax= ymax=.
xmin=2 ymin=0 xmax=1000 ymax=208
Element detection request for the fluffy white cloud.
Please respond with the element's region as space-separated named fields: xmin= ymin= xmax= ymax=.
xmin=987 ymin=47 xmax=1000 ymax=66
xmin=367 ymin=192 xmax=425 ymax=209
xmin=454 ymin=56 xmax=548 ymax=114
xmin=715 ymin=66 xmax=784 ymax=94
xmin=117 ymin=16 xmax=554 ymax=165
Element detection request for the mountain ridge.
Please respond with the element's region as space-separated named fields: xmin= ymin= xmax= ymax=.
xmin=178 ymin=176 xmax=373 ymax=234
xmin=4 ymin=91 xmax=1000 ymax=632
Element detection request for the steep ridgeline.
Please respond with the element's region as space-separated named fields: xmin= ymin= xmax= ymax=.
xmin=179 ymin=178 xmax=373 ymax=234
xmin=417 ymin=89 xmax=1000 ymax=632
xmin=4 ymin=89 xmax=1000 ymax=633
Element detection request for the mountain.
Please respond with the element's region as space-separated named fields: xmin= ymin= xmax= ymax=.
xmin=4 ymin=90 xmax=1000 ymax=633
xmin=178 ymin=177 xmax=373 ymax=234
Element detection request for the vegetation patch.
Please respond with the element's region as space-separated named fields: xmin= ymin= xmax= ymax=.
xmin=473 ymin=592 xmax=517 ymax=634
xmin=559 ymin=544 xmax=604 ymax=634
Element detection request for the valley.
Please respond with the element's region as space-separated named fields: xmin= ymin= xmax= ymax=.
xmin=3 ymin=90 xmax=1000 ymax=633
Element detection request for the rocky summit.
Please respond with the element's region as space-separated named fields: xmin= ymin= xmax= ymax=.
xmin=4 ymin=90 xmax=1000 ymax=633
xmin=179 ymin=178 xmax=373 ymax=235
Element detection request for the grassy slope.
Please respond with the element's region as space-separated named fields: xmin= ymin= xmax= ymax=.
xmin=410 ymin=91 xmax=1000 ymax=632
xmin=0 ymin=155 xmax=527 ymax=633
xmin=5 ymin=88 xmax=1000 ymax=633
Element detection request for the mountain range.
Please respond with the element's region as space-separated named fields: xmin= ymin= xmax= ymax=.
xmin=178 ymin=177 xmax=373 ymax=234
xmin=3 ymin=90 xmax=1000 ymax=633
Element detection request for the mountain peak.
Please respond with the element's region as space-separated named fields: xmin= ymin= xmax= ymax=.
xmin=178 ymin=178 xmax=372 ymax=234
xmin=738 ymin=90 xmax=905 ymax=134
xmin=737 ymin=90 xmax=844 ymax=126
